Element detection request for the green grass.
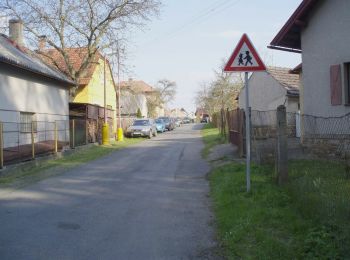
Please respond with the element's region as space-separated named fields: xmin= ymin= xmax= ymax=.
xmin=0 ymin=138 xmax=143 ymax=187
xmin=201 ymin=123 xmax=226 ymax=158
xmin=209 ymin=160 xmax=350 ymax=259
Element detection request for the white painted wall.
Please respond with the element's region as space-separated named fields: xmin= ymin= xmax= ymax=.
xmin=120 ymin=90 xmax=148 ymax=117
xmin=238 ymin=71 xmax=298 ymax=112
xmin=0 ymin=65 xmax=70 ymax=148
xmin=301 ymin=0 xmax=350 ymax=117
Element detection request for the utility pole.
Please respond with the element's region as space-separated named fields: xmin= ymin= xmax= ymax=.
xmin=117 ymin=47 xmax=124 ymax=141
xmin=102 ymin=55 xmax=110 ymax=145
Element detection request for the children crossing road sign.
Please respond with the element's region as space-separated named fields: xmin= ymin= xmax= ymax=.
xmin=224 ymin=33 xmax=266 ymax=72
xmin=223 ymin=33 xmax=266 ymax=192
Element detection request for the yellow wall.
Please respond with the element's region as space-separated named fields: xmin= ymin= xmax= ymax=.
xmin=73 ymin=58 xmax=117 ymax=132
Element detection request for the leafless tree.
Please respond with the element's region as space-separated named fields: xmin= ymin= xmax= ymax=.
xmin=1 ymin=0 xmax=160 ymax=84
xmin=147 ymin=79 xmax=176 ymax=117
xmin=195 ymin=69 xmax=242 ymax=115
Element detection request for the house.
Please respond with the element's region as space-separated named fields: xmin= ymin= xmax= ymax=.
xmin=195 ymin=108 xmax=209 ymax=122
xmin=120 ymin=79 xmax=160 ymax=117
xmin=238 ymin=67 xmax=300 ymax=112
xmin=269 ymin=0 xmax=350 ymax=157
xmin=168 ymin=108 xmax=188 ymax=118
xmin=269 ymin=0 xmax=350 ymax=118
xmin=39 ymin=47 xmax=117 ymax=137
xmin=0 ymin=19 xmax=74 ymax=162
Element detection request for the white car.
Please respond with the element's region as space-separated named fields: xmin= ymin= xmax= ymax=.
xmin=126 ymin=119 xmax=157 ymax=138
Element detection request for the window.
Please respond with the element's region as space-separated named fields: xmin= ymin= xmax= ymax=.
xmin=330 ymin=64 xmax=342 ymax=105
xmin=345 ymin=62 xmax=350 ymax=104
xmin=20 ymin=112 xmax=37 ymax=133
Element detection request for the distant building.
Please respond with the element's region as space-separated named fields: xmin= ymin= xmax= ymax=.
xmin=120 ymin=79 xmax=164 ymax=117
xmin=238 ymin=67 xmax=300 ymax=112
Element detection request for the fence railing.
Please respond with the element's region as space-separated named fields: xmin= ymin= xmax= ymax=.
xmin=0 ymin=118 xmax=105 ymax=168
xmin=212 ymin=108 xmax=350 ymax=160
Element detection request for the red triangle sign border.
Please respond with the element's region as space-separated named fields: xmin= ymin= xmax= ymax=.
xmin=224 ymin=34 xmax=266 ymax=72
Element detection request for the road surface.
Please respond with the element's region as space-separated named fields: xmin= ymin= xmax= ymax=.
xmin=0 ymin=124 xmax=218 ymax=259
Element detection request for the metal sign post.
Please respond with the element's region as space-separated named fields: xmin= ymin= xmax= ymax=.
xmin=244 ymin=72 xmax=251 ymax=192
xmin=223 ymin=33 xmax=266 ymax=192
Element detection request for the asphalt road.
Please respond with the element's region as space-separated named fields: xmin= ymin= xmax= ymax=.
xmin=0 ymin=123 xmax=218 ymax=260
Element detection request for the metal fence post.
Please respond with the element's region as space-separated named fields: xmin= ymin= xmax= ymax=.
xmin=276 ymin=105 xmax=288 ymax=185
xmin=72 ymin=119 xmax=75 ymax=149
xmin=54 ymin=121 xmax=58 ymax=153
xmin=0 ymin=122 xmax=3 ymax=169
xmin=31 ymin=121 xmax=35 ymax=159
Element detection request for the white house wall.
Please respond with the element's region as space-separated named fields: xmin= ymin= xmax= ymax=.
xmin=120 ymin=91 xmax=148 ymax=117
xmin=301 ymin=0 xmax=350 ymax=117
xmin=238 ymin=71 xmax=289 ymax=111
xmin=0 ymin=66 xmax=70 ymax=148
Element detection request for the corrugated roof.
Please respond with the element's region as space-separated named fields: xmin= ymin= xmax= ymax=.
xmin=120 ymin=80 xmax=154 ymax=93
xmin=0 ymin=34 xmax=74 ymax=85
xmin=267 ymin=66 xmax=300 ymax=96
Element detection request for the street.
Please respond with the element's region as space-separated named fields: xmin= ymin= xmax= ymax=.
xmin=0 ymin=124 xmax=217 ymax=260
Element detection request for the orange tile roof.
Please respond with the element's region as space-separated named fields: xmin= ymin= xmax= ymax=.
xmin=267 ymin=66 xmax=300 ymax=92
xmin=38 ymin=47 xmax=108 ymax=86
xmin=120 ymin=80 xmax=154 ymax=93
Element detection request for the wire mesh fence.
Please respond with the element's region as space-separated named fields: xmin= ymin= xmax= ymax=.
xmin=1 ymin=120 xmax=69 ymax=166
xmin=302 ymin=113 xmax=350 ymax=158
xmin=214 ymin=107 xmax=349 ymax=160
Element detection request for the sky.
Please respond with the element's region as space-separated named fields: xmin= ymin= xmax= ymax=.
xmin=124 ymin=0 xmax=302 ymax=114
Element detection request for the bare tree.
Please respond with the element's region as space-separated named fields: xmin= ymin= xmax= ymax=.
xmin=156 ymin=79 xmax=177 ymax=104
xmin=146 ymin=79 xmax=176 ymax=117
xmin=1 ymin=0 xmax=160 ymax=84
xmin=195 ymin=71 xmax=242 ymax=113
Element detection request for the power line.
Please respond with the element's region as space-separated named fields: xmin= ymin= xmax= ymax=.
xmin=143 ymin=0 xmax=242 ymax=46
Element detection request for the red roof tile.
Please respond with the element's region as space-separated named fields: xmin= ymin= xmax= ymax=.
xmin=38 ymin=47 xmax=108 ymax=86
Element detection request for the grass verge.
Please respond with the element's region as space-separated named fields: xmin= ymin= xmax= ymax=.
xmin=201 ymin=123 xmax=226 ymax=158
xmin=0 ymin=138 xmax=143 ymax=187
xmin=209 ymin=160 xmax=350 ymax=259
xmin=203 ymin=124 xmax=350 ymax=258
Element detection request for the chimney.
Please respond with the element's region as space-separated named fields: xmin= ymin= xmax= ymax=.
xmin=38 ymin=35 xmax=47 ymax=51
xmin=9 ymin=19 xmax=24 ymax=46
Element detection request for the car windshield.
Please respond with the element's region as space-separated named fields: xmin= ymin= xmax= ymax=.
xmin=133 ymin=120 xmax=150 ymax=126
xmin=159 ymin=117 xmax=169 ymax=123
xmin=155 ymin=119 xmax=163 ymax=123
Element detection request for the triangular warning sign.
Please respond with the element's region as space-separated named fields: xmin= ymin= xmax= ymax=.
xmin=224 ymin=34 xmax=266 ymax=72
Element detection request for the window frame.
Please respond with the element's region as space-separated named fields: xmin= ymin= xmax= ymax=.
xmin=344 ymin=62 xmax=350 ymax=105
xmin=20 ymin=112 xmax=37 ymax=133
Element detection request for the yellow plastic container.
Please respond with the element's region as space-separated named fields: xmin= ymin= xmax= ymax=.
xmin=102 ymin=123 xmax=110 ymax=145
xmin=117 ymin=127 xmax=124 ymax=141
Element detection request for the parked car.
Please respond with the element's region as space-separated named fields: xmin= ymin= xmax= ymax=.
xmin=201 ymin=116 xmax=209 ymax=123
xmin=158 ymin=117 xmax=175 ymax=131
xmin=182 ymin=117 xmax=191 ymax=124
xmin=126 ymin=119 xmax=157 ymax=138
xmin=155 ymin=118 xmax=166 ymax=133
xmin=175 ymin=118 xmax=182 ymax=127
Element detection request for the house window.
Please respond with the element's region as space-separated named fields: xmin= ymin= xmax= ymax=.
xmin=330 ymin=64 xmax=342 ymax=105
xmin=20 ymin=112 xmax=37 ymax=133
xmin=345 ymin=62 xmax=350 ymax=104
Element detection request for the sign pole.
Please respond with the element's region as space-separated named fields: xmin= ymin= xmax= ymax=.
xmin=244 ymin=71 xmax=251 ymax=192
xmin=223 ymin=33 xmax=266 ymax=193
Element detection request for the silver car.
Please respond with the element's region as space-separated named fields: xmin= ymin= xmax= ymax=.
xmin=126 ymin=119 xmax=157 ymax=138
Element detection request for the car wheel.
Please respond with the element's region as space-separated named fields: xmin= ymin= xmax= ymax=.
xmin=148 ymin=131 xmax=152 ymax=139
xmin=153 ymin=129 xmax=157 ymax=137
